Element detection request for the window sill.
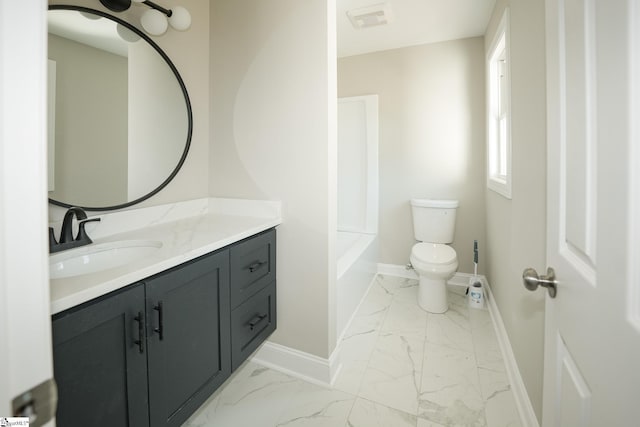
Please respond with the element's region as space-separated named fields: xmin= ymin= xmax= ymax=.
xmin=488 ymin=177 xmax=512 ymax=199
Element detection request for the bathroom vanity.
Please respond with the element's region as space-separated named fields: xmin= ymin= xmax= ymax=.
xmin=45 ymin=6 xmax=282 ymax=425
xmin=49 ymin=199 xmax=280 ymax=427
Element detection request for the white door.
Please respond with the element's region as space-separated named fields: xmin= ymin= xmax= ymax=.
xmin=0 ymin=1 xmax=56 ymax=425
xmin=542 ymin=0 xmax=640 ymax=425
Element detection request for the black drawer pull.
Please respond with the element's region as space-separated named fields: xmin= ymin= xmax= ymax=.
xmin=246 ymin=261 xmax=267 ymax=273
xmin=134 ymin=312 xmax=144 ymax=354
xmin=153 ymin=301 xmax=164 ymax=341
xmin=247 ymin=314 xmax=268 ymax=331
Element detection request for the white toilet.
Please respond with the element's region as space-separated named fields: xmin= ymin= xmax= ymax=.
xmin=409 ymin=199 xmax=459 ymax=313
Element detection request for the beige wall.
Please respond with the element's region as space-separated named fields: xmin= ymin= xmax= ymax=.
xmin=48 ymin=34 xmax=128 ymax=206
xmin=127 ymin=37 xmax=188 ymax=201
xmin=485 ymin=0 xmax=547 ymax=420
xmin=47 ymin=0 xmax=341 ymax=360
xmin=338 ymin=38 xmax=487 ymax=275
xmin=210 ymin=0 xmax=337 ymax=357
xmin=45 ymin=8 xmax=547 ymax=418
xmin=48 ymin=0 xmax=209 ymax=217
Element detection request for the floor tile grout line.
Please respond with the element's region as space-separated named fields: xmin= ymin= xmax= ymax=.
xmin=351 ymin=274 xmax=426 ymax=417
xmin=185 ymin=275 xmax=519 ymax=426
xmin=415 ymin=306 xmax=430 ymax=423
xmin=273 ymin=379 xmax=359 ymax=427
xmin=342 ymin=392 xmax=360 ymax=427
xmin=350 ymin=396 xmax=421 ymax=427
xmin=374 ymin=275 xmax=427 ymax=419
xmin=348 ymin=274 xmax=395 ymax=398
xmin=468 ymin=306 xmax=491 ymax=426
xmin=342 ymin=274 xmax=400 ymax=425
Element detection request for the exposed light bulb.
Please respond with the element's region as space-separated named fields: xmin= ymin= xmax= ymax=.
xmin=140 ymin=8 xmax=168 ymax=36
xmin=168 ymin=6 xmax=191 ymax=31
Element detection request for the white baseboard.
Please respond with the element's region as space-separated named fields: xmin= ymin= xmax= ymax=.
xmin=250 ymin=269 xmax=480 ymax=390
xmin=447 ymin=271 xmax=482 ymax=288
xmin=377 ymin=262 xmax=418 ymax=279
xmin=376 ymin=264 xmax=479 ymax=290
xmin=252 ymin=265 xmax=538 ymax=427
xmin=250 ymin=341 xmax=341 ymax=388
xmin=482 ymin=278 xmax=540 ymax=427
xmin=377 ymin=264 xmax=539 ymax=427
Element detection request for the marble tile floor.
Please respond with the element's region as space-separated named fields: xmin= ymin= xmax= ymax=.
xmin=184 ymin=275 xmax=522 ymax=427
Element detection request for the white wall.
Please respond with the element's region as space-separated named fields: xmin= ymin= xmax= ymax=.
xmin=1 ymin=0 xmax=54 ymax=420
xmin=210 ymin=0 xmax=337 ymax=358
xmin=485 ymin=0 xmax=547 ymax=420
xmin=47 ymin=0 xmax=341 ymax=361
xmin=338 ymin=38 xmax=487 ymax=274
xmin=337 ymin=95 xmax=378 ymax=234
xmin=338 ymin=99 xmax=369 ymax=231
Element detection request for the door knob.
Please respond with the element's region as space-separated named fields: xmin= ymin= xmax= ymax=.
xmin=522 ymin=267 xmax=558 ymax=298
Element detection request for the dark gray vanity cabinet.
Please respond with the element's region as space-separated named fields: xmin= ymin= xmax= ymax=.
xmin=229 ymin=229 xmax=277 ymax=370
xmin=52 ymin=228 xmax=276 ymax=427
xmin=230 ymin=229 xmax=276 ymax=307
xmin=231 ymin=282 xmax=276 ymax=370
xmin=52 ymin=249 xmax=231 ymax=427
xmin=52 ymin=283 xmax=149 ymax=427
xmin=145 ymin=249 xmax=230 ymax=427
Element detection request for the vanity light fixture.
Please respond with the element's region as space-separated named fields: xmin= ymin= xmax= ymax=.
xmin=99 ymin=0 xmax=191 ymax=36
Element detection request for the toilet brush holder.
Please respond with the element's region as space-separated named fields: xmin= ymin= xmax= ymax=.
xmin=468 ymin=281 xmax=484 ymax=309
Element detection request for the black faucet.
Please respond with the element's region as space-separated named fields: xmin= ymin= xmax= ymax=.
xmin=60 ymin=207 xmax=87 ymax=243
xmin=50 ymin=207 xmax=101 ymax=253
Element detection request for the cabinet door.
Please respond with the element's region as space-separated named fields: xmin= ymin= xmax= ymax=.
xmin=52 ymin=284 xmax=149 ymax=427
xmin=146 ymin=249 xmax=231 ymax=427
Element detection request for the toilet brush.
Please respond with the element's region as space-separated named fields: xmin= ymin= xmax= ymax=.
xmin=467 ymin=240 xmax=484 ymax=308
xmin=467 ymin=240 xmax=480 ymax=292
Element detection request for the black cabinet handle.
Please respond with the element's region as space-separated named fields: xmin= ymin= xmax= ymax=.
xmin=134 ymin=312 xmax=144 ymax=354
xmin=247 ymin=314 xmax=268 ymax=331
xmin=153 ymin=302 xmax=164 ymax=341
xmin=247 ymin=261 xmax=267 ymax=273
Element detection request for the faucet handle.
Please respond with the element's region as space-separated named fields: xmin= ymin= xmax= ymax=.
xmin=59 ymin=207 xmax=89 ymax=243
xmin=76 ymin=218 xmax=101 ymax=244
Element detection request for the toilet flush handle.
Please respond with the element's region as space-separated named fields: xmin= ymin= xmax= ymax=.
xmin=522 ymin=267 xmax=558 ymax=298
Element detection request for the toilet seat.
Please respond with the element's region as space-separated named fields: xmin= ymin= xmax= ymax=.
xmin=411 ymin=243 xmax=457 ymax=266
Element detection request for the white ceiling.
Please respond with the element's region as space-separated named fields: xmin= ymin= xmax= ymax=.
xmin=337 ymin=0 xmax=497 ymax=57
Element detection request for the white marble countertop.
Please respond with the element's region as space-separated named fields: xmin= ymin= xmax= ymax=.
xmin=50 ymin=198 xmax=281 ymax=314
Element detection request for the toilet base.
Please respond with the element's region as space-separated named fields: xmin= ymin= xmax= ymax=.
xmin=417 ymin=275 xmax=448 ymax=313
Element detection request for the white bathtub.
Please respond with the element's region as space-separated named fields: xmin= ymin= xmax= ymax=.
xmin=336 ymin=231 xmax=378 ymax=338
xmin=337 ymin=96 xmax=379 ymax=339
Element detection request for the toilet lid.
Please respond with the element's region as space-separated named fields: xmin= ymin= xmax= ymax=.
xmin=412 ymin=243 xmax=457 ymax=265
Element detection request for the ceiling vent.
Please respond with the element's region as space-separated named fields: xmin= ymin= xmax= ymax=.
xmin=346 ymin=3 xmax=393 ymax=29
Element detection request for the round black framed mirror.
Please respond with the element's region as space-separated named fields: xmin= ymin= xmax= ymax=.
xmin=47 ymin=5 xmax=192 ymax=211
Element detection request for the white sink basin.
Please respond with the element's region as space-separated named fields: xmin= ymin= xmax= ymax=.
xmin=50 ymin=240 xmax=163 ymax=280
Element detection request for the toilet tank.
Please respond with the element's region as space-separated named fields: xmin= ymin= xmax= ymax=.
xmin=411 ymin=199 xmax=459 ymax=243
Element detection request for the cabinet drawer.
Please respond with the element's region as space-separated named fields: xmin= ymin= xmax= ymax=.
xmin=230 ymin=228 xmax=276 ymax=308
xmin=231 ymin=282 xmax=276 ymax=370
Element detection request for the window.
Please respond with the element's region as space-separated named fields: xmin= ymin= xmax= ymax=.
xmin=487 ymin=9 xmax=512 ymax=198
